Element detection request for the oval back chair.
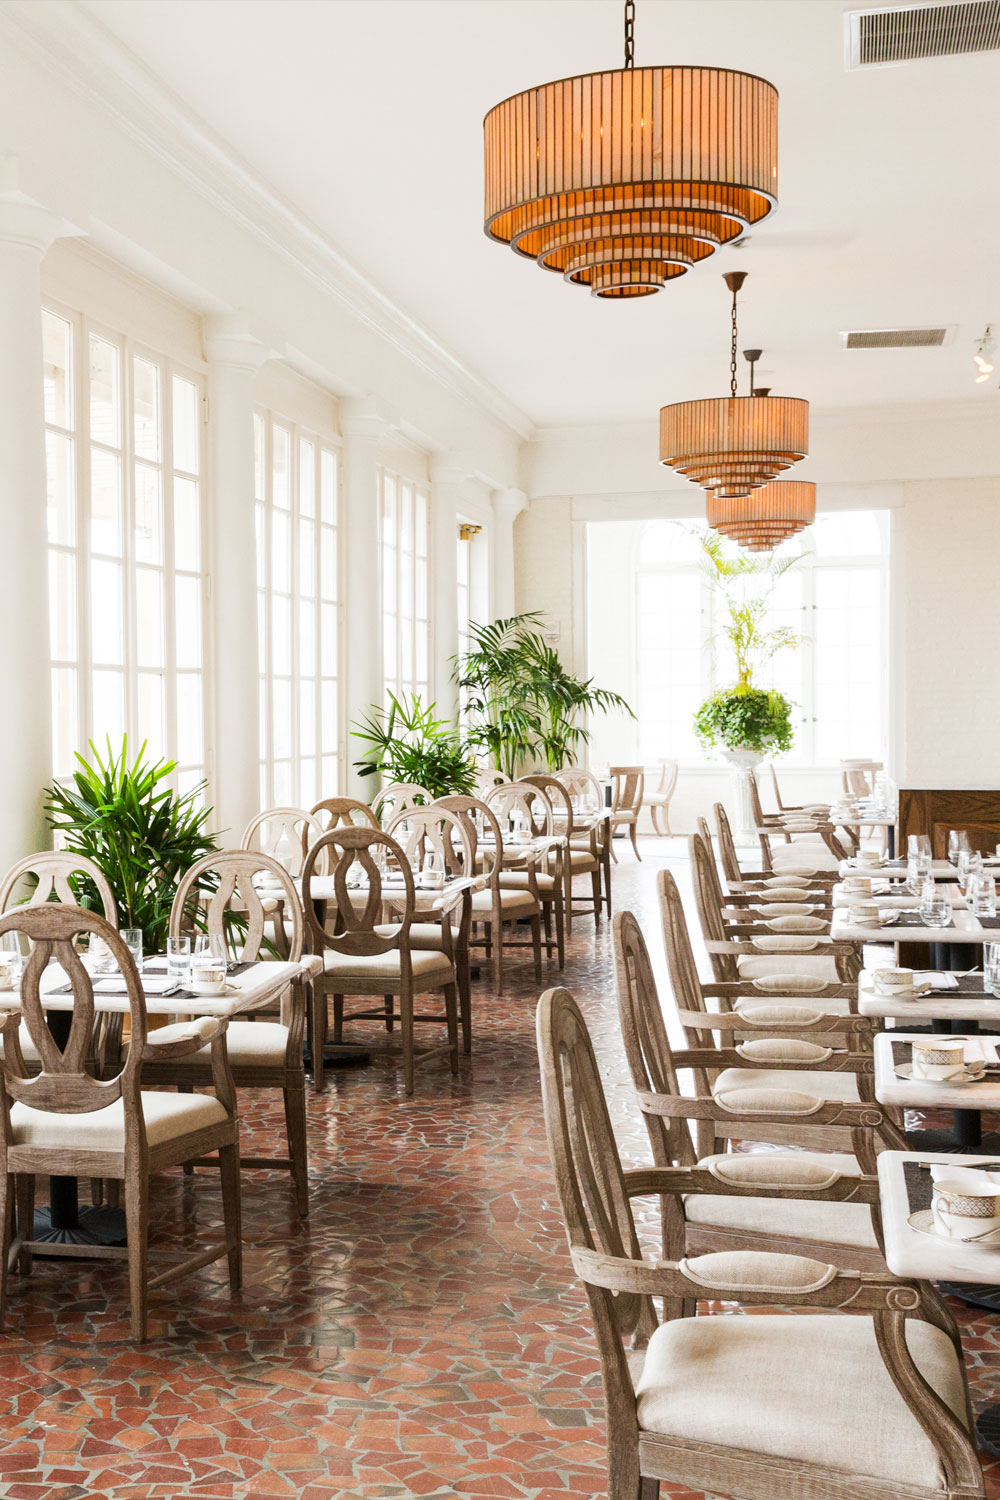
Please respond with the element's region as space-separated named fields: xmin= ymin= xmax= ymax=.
xmin=242 ymin=807 xmax=328 ymax=878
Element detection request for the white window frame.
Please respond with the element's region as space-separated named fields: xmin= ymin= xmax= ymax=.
xmin=254 ymin=408 xmax=341 ymax=808
xmin=43 ymin=298 xmax=210 ymax=793
xmin=379 ymin=466 xmax=430 ymax=703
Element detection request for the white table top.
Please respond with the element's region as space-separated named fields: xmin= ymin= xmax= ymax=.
xmin=831 ymin=880 xmax=964 ymax=909
xmin=878 ymin=1151 xmax=1000 ymax=1283
xmin=874 ymin=1031 xmax=1000 ymax=1109
xmin=0 ymin=955 xmax=321 ymax=1018
xmin=298 ymin=872 xmax=484 ymax=915
xmin=831 ymin=905 xmax=994 ymax=945
xmin=838 ymin=858 xmax=957 ymax=881
xmin=858 ymin=970 xmax=1000 ymax=1023
xmin=830 ymin=806 xmax=898 ymax=828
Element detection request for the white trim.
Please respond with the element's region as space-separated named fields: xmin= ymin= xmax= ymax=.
xmin=1 ymin=0 xmax=535 ymax=444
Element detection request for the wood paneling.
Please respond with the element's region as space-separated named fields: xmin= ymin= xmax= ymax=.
xmin=898 ymin=788 xmax=1000 ymax=859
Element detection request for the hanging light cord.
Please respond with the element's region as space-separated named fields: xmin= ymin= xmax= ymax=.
xmin=730 ymin=284 xmax=739 ymax=398
xmin=624 ymin=0 xmax=635 ymax=68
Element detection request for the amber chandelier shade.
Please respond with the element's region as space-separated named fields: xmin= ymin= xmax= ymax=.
xmin=707 ymin=480 xmax=817 ymax=551
xmin=659 ymin=396 xmax=809 ymax=498
xmin=484 ymin=57 xmax=778 ymax=298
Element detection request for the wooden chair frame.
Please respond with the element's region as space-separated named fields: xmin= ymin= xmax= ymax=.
xmin=536 ymin=985 xmax=983 ymax=1500
xmin=609 ymin=765 xmax=645 ymax=862
xmin=468 ymin=784 xmax=543 ymax=993
xmin=642 ymin=758 xmax=678 ymax=837
xmin=310 ymin=797 xmax=379 ymax=832
xmin=486 ymin=781 xmax=564 ymax=971
xmin=522 ymin=773 xmax=610 ymax=927
xmin=242 ymin=806 xmax=329 ymax=878
xmin=302 ymin=826 xmax=458 ymax=1095
xmin=0 ymin=905 xmax=241 ymax=1341
xmin=372 ymin=782 xmax=431 ymax=824
xmin=713 ymin=802 xmax=838 ymax=892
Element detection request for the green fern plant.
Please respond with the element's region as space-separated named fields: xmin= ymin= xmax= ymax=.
xmin=352 ymin=693 xmax=478 ymax=798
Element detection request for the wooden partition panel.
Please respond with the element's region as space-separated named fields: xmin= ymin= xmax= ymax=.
xmin=898 ymin=788 xmax=1000 ymax=859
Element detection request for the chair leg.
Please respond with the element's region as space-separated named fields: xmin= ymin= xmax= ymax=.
xmin=563 ymin=867 xmax=573 ymax=937
xmin=541 ymin=900 xmax=553 ymax=957
xmin=0 ymin=1171 xmax=10 ymax=1327
xmin=602 ymin=846 xmax=613 ymax=918
xmin=491 ymin=922 xmax=503 ymax=996
xmin=311 ymin=985 xmax=327 ymax=1094
xmin=443 ymin=984 xmax=459 ymax=1074
xmin=283 ymin=1080 xmax=309 ymax=1217
xmin=15 ymin=1175 xmax=34 ymax=1275
xmin=590 ymin=867 xmax=602 ymax=924
xmin=630 ymin=821 xmax=641 ymax=861
xmin=383 ymin=994 xmax=394 ymax=1032
xmin=662 ymin=807 xmax=672 ymax=837
xmin=530 ymin=913 xmax=543 ymax=981
xmin=400 ymin=988 xmax=415 ymax=1095
xmin=218 ymin=1142 xmax=243 ymax=1291
xmin=332 ymin=994 xmax=344 ymax=1044
xmin=649 ymin=805 xmax=661 ymax=835
xmin=554 ymin=889 xmax=565 ymax=970
xmin=123 ymin=1167 xmax=149 ymax=1342
xmin=457 ymin=936 xmax=472 ymax=1054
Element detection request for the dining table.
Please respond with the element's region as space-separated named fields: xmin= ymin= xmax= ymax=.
xmin=829 ymin=802 xmax=899 ymax=858
xmin=878 ymin=1148 xmax=1000 ymax=1454
xmin=873 ymin=1028 xmax=1000 ymax=1154
xmin=1 ymin=953 xmax=320 ymax=1253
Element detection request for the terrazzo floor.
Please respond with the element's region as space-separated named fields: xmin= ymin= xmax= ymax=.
xmin=1 ymin=838 xmax=999 ymax=1499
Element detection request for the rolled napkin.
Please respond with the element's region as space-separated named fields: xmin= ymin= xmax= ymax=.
xmin=765 ymin=914 xmax=828 ymax=934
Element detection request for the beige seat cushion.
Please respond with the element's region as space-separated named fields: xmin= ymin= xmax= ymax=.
xmin=685 ymin=1150 xmax=878 ymax=1251
xmin=322 ymin=948 xmax=454 ymax=983
xmin=713 ymin=1067 xmax=860 ymax=1103
xmin=376 ymin=921 xmax=446 ymax=951
xmin=738 ymin=953 xmax=840 ymax=983
xmin=194 ymin=1020 xmax=288 ymax=1067
xmin=771 ymin=841 xmax=840 ymax=873
xmin=634 ymin=1312 xmax=966 ymax=1490
xmin=10 ymin=1091 xmax=228 ymax=1152
xmin=568 ymin=849 xmax=598 ymax=870
xmin=499 ymin=870 xmax=558 ymax=894
xmin=470 ymin=887 xmax=537 ymax=917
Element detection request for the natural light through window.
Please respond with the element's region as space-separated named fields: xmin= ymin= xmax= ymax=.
xmin=380 ymin=468 xmax=429 ymax=703
xmin=43 ymin=305 xmax=208 ymax=793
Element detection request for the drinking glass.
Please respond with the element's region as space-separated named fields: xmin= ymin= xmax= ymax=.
xmin=121 ymin=927 xmax=143 ymax=974
xmin=971 ymin=874 xmax=998 ymax=918
xmin=948 ymin=829 xmax=971 ymax=864
xmin=986 ymin=943 xmax=1000 ymax=998
xmin=908 ymin=834 xmax=932 ymax=859
xmin=192 ymin=930 xmax=227 ymax=979
xmin=920 ymin=891 xmax=953 ymax=928
xmin=0 ymin=932 xmax=22 ymax=990
xmin=166 ymin=935 xmax=192 ymax=987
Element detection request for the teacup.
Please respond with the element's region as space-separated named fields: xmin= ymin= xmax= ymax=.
xmin=420 ymin=868 xmax=446 ymax=890
xmin=842 ymin=876 xmax=873 ymax=896
xmin=856 ymin=850 xmax=882 ymax=869
xmin=849 ymin=901 xmax=880 ymax=924
xmin=932 ymin=1179 xmax=1000 ymax=1241
xmin=191 ymin=962 xmax=227 ymax=996
xmin=875 ymin=966 xmax=916 ymax=995
xmin=911 ymin=1038 xmax=967 ymax=1081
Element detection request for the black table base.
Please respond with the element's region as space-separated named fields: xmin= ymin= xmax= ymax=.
xmin=976 ymin=1404 xmax=1000 ymax=1458
xmin=32 ymin=1199 xmax=127 ymax=1249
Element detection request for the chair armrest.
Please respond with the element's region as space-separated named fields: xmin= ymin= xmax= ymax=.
xmin=637 ymin=1086 xmax=885 ymax=1128
xmin=141 ymin=1016 xmax=228 ymax=1061
xmin=676 ymin=1006 xmax=874 ymax=1037
xmin=673 ymin=1044 xmax=873 ymax=1073
xmin=622 ymin=1163 xmax=879 ymax=1203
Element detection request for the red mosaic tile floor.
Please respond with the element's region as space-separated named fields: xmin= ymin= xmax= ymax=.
xmin=2 ymin=843 xmax=999 ymax=1498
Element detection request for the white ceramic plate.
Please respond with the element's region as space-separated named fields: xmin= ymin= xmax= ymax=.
xmin=907 ymin=1208 xmax=1000 ymax=1244
xmin=894 ymin=1063 xmax=986 ymax=1086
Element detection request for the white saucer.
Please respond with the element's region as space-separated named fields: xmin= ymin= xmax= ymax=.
xmin=873 ymin=984 xmax=932 ymax=1000
xmin=894 ymin=1063 xmax=986 ymax=1086
xmin=907 ymin=1209 xmax=1000 ymax=1244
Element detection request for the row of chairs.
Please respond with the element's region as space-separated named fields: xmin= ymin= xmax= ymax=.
xmin=538 ymin=820 xmax=984 ymax=1500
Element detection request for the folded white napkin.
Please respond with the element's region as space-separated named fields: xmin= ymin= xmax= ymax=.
xmin=913 ymin=971 xmax=959 ymax=990
xmin=963 ymin=1038 xmax=999 ymax=1066
xmin=94 ymin=974 xmax=176 ymax=995
xmin=930 ymin=1164 xmax=1000 ymax=1190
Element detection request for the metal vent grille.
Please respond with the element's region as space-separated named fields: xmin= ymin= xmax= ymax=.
xmin=847 ymin=2 xmax=1000 ymax=67
xmin=842 ymin=327 xmax=950 ymax=349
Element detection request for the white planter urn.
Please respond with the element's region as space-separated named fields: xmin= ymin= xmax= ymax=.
xmin=721 ymin=746 xmax=764 ymax=835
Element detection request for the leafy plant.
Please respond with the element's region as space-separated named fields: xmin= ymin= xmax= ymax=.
xmin=44 ymin=737 xmax=217 ymax=952
xmin=352 ymin=692 xmax=478 ymax=798
xmin=694 ymin=686 xmax=794 ymax=756
xmin=454 ymin=612 xmax=633 ymax=777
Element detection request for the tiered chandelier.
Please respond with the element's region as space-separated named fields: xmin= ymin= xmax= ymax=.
xmin=707 ymin=481 xmax=816 ymax=551
xmin=659 ymin=271 xmax=809 ymax=500
xmin=483 ymin=2 xmax=779 ymax=298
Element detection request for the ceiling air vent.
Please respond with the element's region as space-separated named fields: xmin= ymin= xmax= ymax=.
xmin=841 ymin=327 xmax=951 ymax=349
xmin=846 ymin=1 xmax=1000 ymax=68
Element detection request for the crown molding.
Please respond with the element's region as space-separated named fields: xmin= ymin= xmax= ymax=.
xmin=0 ymin=0 xmax=534 ymax=443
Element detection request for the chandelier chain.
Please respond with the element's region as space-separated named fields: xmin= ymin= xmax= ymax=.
xmin=730 ymin=285 xmax=739 ymax=398
xmin=624 ymin=0 xmax=635 ymax=68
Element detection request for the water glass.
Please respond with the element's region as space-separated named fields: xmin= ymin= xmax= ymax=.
xmin=121 ymin=927 xmax=143 ymax=974
xmin=0 ymin=932 xmax=22 ymax=991
xmin=166 ymin=935 xmax=192 ymax=987
xmin=986 ymin=943 xmax=1000 ymax=997
xmin=908 ymin=834 xmax=932 ymax=859
xmin=970 ymin=874 xmax=998 ymax=918
xmin=192 ymin=931 xmax=227 ymax=978
xmin=920 ymin=891 xmax=953 ymax=928
xmin=948 ymin=829 xmax=971 ymax=864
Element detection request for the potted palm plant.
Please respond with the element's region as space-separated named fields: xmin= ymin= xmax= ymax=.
xmin=351 ymin=692 xmax=479 ymax=798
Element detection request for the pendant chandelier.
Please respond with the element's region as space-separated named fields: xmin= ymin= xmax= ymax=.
xmin=707 ymin=480 xmax=816 ymax=552
xmin=659 ymin=271 xmax=809 ymax=498
xmin=483 ymin=1 xmax=778 ymax=299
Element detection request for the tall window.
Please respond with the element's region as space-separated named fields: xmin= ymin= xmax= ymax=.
xmin=457 ymin=526 xmax=472 ymax=659
xmin=43 ymin=306 xmax=208 ymax=793
xmin=380 ymin=468 xmax=429 ymax=701
xmin=629 ymin=511 xmax=890 ymax=765
xmin=254 ymin=411 xmax=339 ymax=808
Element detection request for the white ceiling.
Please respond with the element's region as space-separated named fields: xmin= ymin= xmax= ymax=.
xmin=80 ymin=0 xmax=1000 ymax=429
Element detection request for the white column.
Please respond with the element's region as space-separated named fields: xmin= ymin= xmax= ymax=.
xmin=342 ymin=396 xmax=395 ymax=798
xmin=0 ymin=189 xmax=75 ymax=873
xmin=204 ymin=316 xmax=269 ymax=843
xmin=430 ymin=461 xmax=465 ymax=724
xmin=492 ymin=488 xmax=528 ymax=620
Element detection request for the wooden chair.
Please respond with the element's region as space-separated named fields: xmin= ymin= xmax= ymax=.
xmin=310 ymin=796 xmax=379 ymax=832
xmin=522 ymin=773 xmax=608 ymax=928
xmin=608 ymin=764 xmax=644 ymax=861
xmin=142 ymin=850 xmax=311 ymax=1216
xmin=611 ymin=905 xmax=897 ymax=1271
xmin=689 ymin=829 xmax=860 ymax=990
xmin=302 ymin=826 xmax=459 ymax=1095
xmin=746 ymin=770 xmax=848 ymax=872
xmin=536 ymin=985 xmax=983 ymax=1500
xmin=474 ymin=767 xmax=506 ymax=795
xmin=767 ymin=762 xmax=831 ymax=822
xmin=372 ymin=782 xmax=431 ymax=824
xmin=466 ymin=784 xmax=544 ymax=994
xmin=713 ymin=801 xmax=837 ymax=892
xmin=0 ymin=905 xmax=241 ymax=1341
xmin=642 ymin=758 xmax=678 ymax=836
xmin=487 ymin=781 xmax=563 ymax=971
xmin=241 ymin=807 xmax=328 ymax=877
xmin=385 ymin=802 xmax=475 ymax=1052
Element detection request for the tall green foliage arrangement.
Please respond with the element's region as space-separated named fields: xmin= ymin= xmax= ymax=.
xmin=351 ymin=693 xmax=478 ymax=798
xmin=44 ymin=737 xmax=217 ymax=951
xmin=693 ymin=531 xmax=807 ymax=756
xmin=454 ymin=612 xmax=632 ymax=778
